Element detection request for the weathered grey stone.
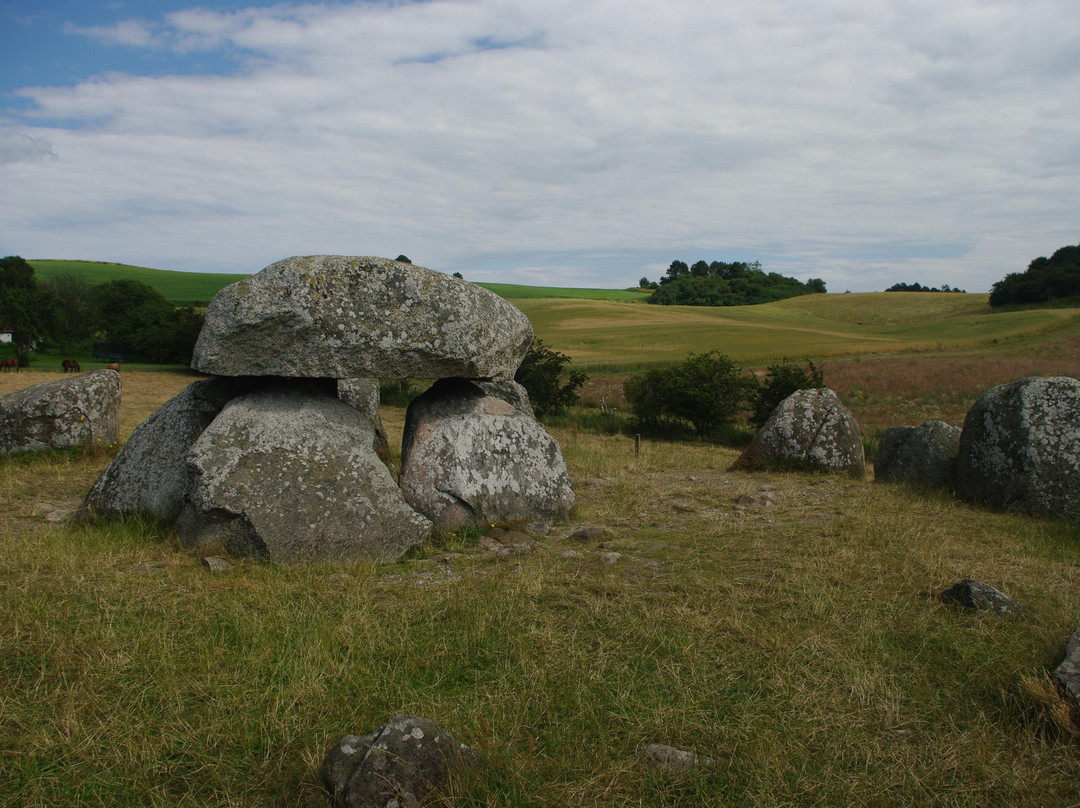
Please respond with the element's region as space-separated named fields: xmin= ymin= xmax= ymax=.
xmin=875 ymin=420 xmax=961 ymax=489
xmin=641 ymin=743 xmax=716 ymax=773
xmin=0 ymin=369 xmax=120 ymax=454
xmin=77 ymin=376 xmax=259 ymax=523
xmin=1052 ymin=626 xmax=1080 ymax=714
xmin=399 ymin=379 xmax=576 ymax=532
xmin=338 ymin=378 xmax=390 ymax=462
xmin=729 ymin=388 xmax=865 ymax=477
xmin=201 ymin=556 xmax=233 ymax=574
xmin=939 ymin=579 xmax=1023 ymax=614
xmin=192 ymin=255 xmax=533 ymax=380
xmin=177 ymin=381 xmax=431 ymax=562
xmin=322 ymin=716 xmax=481 ymax=808
xmin=956 ymin=377 xmax=1080 ymax=522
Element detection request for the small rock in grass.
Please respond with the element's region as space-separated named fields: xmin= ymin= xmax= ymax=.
xmin=322 ymin=715 xmax=482 ymax=808
xmin=1052 ymin=626 xmax=1080 ymax=716
xmin=478 ymin=535 xmax=510 ymax=557
xmin=560 ymin=550 xmax=583 ymax=559
xmin=201 ymin=556 xmax=233 ymax=574
xmin=641 ymin=743 xmax=716 ymax=773
xmin=939 ymin=579 xmax=1023 ymax=614
xmin=599 ymin=551 xmax=622 ymax=565
xmin=736 ymin=494 xmax=757 ymax=506
xmin=570 ymin=525 xmax=614 ymax=543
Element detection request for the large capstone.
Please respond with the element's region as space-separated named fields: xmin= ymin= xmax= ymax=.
xmin=176 ymin=381 xmax=431 ymax=562
xmin=874 ymin=420 xmax=961 ymax=489
xmin=955 ymin=376 xmax=1080 ymax=522
xmin=77 ymin=376 xmax=261 ymax=524
xmin=730 ymin=388 xmax=865 ymax=477
xmin=192 ymin=255 xmax=533 ymax=380
xmin=398 ymin=378 xmax=576 ymax=531
xmin=0 ymin=369 xmax=120 ymax=455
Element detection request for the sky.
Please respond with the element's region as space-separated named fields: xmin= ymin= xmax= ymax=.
xmin=1 ymin=0 xmax=1077 ymax=292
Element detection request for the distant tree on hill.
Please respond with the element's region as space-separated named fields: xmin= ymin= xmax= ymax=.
xmin=40 ymin=273 xmax=95 ymax=355
xmin=885 ymin=281 xmax=966 ymax=293
xmin=644 ymin=258 xmax=825 ymax=306
xmin=395 ymin=255 xmax=412 ymax=264
xmin=90 ymin=279 xmax=204 ymax=363
xmin=0 ymin=256 xmax=60 ymax=365
xmin=989 ymin=244 xmax=1080 ymax=307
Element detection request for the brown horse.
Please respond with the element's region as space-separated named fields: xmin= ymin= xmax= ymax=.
xmin=1 ymin=358 xmax=18 ymax=372
xmin=106 ymin=362 xmax=120 ymax=372
xmin=62 ymin=358 xmax=81 ymax=373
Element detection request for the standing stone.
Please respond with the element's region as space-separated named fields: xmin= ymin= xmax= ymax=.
xmin=729 ymin=388 xmax=865 ymax=477
xmin=77 ymin=376 xmax=259 ymax=523
xmin=874 ymin=420 xmax=961 ymax=489
xmin=338 ymin=378 xmax=391 ymax=462
xmin=176 ymin=381 xmax=431 ymax=562
xmin=0 ymin=369 xmax=120 ymax=454
xmin=192 ymin=255 xmax=533 ymax=380
xmin=399 ymin=379 xmax=576 ymax=531
xmin=956 ymin=377 xmax=1080 ymax=522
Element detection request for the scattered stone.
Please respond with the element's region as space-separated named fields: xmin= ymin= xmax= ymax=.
xmin=399 ymin=378 xmax=575 ymax=531
xmin=736 ymin=494 xmax=757 ymax=506
xmin=599 ymin=551 xmax=622 ymax=565
xmin=193 ymin=255 xmax=533 ymax=381
xmin=321 ymin=715 xmax=482 ymax=808
xmin=956 ymin=377 xmax=1080 ymax=522
xmin=478 ymin=535 xmax=511 ymax=556
xmin=1052 ymin=626 xmax=1080 ymax=714
xmin=939 ymin=579 xmax=1023 ymax=614
xmin=641 ymin=743 xmax=716 ymax=773
xmin=570 ymin=525 xmax=614 ymax=543
xmin=201 ymin=556 xmax=232 ymax=573
xmin=326 ymin=573 xmax=353 ymax=583
xmin=560 ymin=550 xmax=583 ymax=559
xmin=177 ymin=381 xmax=431 ymax=563
xmin=875 ymin=421 xmax=961 ymax=489
xmin=730 ymin=388 xmax=865 ymax=477
xmin=0 ymin=369 xmax=120 ymax=455
xmin=761 ymin=492 xmax=778 ymax=504
xmin=77 ymin=376 xmax=260 ymax=524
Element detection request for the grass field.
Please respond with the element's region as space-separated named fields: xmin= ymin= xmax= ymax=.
xmin=30 ymin=260 xmax=246 ymax=306
xmin=1 ymin=363 xmax=1079 ymax=807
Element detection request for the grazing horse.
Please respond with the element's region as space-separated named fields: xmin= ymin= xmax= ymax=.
xmin=106 ymin=362 xmax=120 ymax=372
xmin=1 ymin=358 xmax=18 ymax=372
xmin=62 ymin=358 xmax=81 ymax=373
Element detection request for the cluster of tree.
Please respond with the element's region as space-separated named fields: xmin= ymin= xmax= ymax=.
xmin=989 ymin=243 xmax=1080 ymax=307
xmin=624 ymin=351 xmax=824 ymax=439
xmin=885 ymin=282 xmax=966 ymax=293
xmin=0 ymin=256 xmax=204 ymax=365
xmin=514 ymin=338 xmax=588 ymax=417
xmin=639 ymin=260 xmax=826 ymax=306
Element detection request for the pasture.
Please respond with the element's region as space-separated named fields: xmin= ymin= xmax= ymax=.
xmin=3 ymin=321 xmax=1080 ymax=806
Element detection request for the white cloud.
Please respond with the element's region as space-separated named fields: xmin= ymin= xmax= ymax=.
xmin=5 ymin=0 xmax=1080 ymax=291
xmin=64 ymin=18 xmax=161 ymax=48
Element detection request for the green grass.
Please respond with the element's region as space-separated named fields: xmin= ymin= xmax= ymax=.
xmin=474 ymin=282 xmax=650 ymax=302
xmin=30 ymin=260 xmax=245 ymax=306
xmin=2 ymin=418 xmax=1080 ymax=807
xmin=514 ymin=293 xmax=1080 ymax=371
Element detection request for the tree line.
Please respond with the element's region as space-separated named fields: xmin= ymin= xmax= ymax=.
xmin=0 ymin=256 xmax=204 ymax=365
xmin=885 ymin=282 xmax=966 ymax=293
xmin=639 ymin=260 xmax=826 ymax=306
xmin=989 ymin=243 xmax=1080 ymax=307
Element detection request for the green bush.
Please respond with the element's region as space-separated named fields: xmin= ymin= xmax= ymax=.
xmin=514 ymin=338 xmax=588 ymax=417
xmin=750 ymin=360 xmax=824 ymax=428
xmin=626 ymin=350 xmax=755 ymax=438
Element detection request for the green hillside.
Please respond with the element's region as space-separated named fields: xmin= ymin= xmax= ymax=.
xmin=30 ymin=260 xmax=244 ymax=305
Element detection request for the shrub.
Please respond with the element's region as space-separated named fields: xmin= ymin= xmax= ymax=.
xmin=514 ymin=339 xmax=588 ymax=417
xmin=626 ymin=350 xmax=754 ymax=438
xmin=750 ymin=361 xmax=824 ymax=428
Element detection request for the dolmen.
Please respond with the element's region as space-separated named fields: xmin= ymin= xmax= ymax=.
xmin=0 ymin=369 xmax=120 ymax=455
xmin=78 ymin=256 xmax=577 ymax=562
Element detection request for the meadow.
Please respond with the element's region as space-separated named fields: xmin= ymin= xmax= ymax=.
xmin=2 ymin=280 xmax=1080 ymax=806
